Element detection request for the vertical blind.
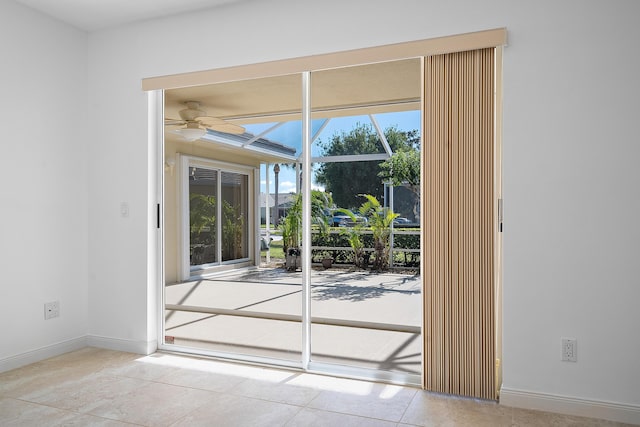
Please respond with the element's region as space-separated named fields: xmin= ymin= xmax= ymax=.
xmin=423 ymin=47 xmax=496 ymax=400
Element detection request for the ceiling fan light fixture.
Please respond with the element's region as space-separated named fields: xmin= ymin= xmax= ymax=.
xmin=173 ymin=127 xmax=206 ymax=141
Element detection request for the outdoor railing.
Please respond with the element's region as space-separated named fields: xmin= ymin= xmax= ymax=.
xmin=311 ymin=228 xmax=420 ymax=268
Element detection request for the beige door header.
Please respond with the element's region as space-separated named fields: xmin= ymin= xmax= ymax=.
xmin=142 ymin=28 xmax=506 ymax=91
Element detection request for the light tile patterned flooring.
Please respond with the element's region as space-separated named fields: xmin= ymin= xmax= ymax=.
xmin=0 ymin=347 xmax=633 ymax=426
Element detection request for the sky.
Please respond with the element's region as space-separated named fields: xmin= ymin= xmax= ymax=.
xmin=255 ymin=110 xmax=421 ymax=195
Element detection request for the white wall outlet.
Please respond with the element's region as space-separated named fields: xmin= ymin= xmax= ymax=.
xmin=562 ymin=337 xmax=577 ymax=362
xmin=44 ymin=301 xmax=60 ymax=319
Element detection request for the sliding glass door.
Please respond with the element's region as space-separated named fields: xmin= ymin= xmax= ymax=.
xmin=188 ymin=166 xmax=218 ymax=267
xmin=182 ymin=158 xmax=252 ymax=277
xmin=162 ymin=73 xmax=304 ymax=365
xmin=307 ymin=60 xmax=422 ymax=384
xmin=161 ymin=60 xmax=423 ymax=383
xmin=220 ymin=171 xmax=249 ymax=262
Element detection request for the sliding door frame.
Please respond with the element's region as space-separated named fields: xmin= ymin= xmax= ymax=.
xmin=177 ymin=155 xmax=254 ymax=280
xmin=148 ymin=28 xmax=506 ymax=391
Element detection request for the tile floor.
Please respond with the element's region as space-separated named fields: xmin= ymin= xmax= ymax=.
xmin=0 ymin=347 xmax=633 ymax=426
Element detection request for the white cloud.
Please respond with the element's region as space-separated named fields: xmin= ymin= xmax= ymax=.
xmin=261 ymin=179 xmax=324 ymax=193
xmin=279 ymin=181 xmax=296 ymax=193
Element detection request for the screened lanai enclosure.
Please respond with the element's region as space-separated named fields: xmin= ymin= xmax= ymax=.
xmin=161 ymin=58 xmax=423 ymax=385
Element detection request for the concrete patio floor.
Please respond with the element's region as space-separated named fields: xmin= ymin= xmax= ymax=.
xmin=164 ymin=267 xmax=422 ymax=376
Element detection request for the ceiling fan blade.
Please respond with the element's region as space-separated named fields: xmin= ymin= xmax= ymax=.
xmin=195 ymin=116 xmax=226 ymax=127
xmin=164 ymin=118 xmax=186 ymax=126
xmin=209 ymin=122 xmax=246 ymax=135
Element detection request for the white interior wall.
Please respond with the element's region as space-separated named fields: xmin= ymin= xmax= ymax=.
xmin=86 ymin=28 xmax=153 ymax=352
xmin=0 ymin=1 xmax=89 ymax=369
xmin=500 ymin=1 xmax=640 ymax=413
xmin=1 ymin=0 xmax=638 ymax=422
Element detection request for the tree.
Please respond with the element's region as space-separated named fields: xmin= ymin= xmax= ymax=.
xmin=357 ymin=194 xmax=398 ymax=271
xmin=378 ymin=146 xmax=421 ymax=221
xmin=338 ymin=194 xmax=399 ymax=270
xmin=280 ymin=190 xmax=333 ymax=254
xmin=189 ymin=193 xmax=216 ymax=265
xmin=222 ymin=200 xmax=244 ymax=260
xmin=315 ymin=123 xmax=419 ymax=209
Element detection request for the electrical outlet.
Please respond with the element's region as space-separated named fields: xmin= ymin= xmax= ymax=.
xmin=44 ymin=301 xmax=60 ymax=320
xmin=562 ymin=338 xmax=577 ymax=362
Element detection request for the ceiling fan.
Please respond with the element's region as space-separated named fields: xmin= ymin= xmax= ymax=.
xmin=165 ymin=101 xmax=245 ymax=141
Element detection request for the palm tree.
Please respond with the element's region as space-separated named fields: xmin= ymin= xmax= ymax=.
xmin=357 ymin=194 xmax=398 ymax=271
xmin=280 ymin=190 xmax=332 ymax=269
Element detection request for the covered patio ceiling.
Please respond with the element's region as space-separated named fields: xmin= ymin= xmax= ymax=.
xmin=164 ymin=58 xmax=421 ymax=163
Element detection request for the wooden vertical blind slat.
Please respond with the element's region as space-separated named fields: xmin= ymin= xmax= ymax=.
xmin=424 ymin=48 xmax=496 ymax=400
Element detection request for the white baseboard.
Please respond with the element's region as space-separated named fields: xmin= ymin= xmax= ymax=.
xmin=500 ymin=387 xmax=640 ymax=425
xmin=0 ymin=336 xmax=87 ymax=373
xmin=87 ymin=334 xmax=157 ymax=355
xmin=0 ymin=335 xmax=158 ymax=374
